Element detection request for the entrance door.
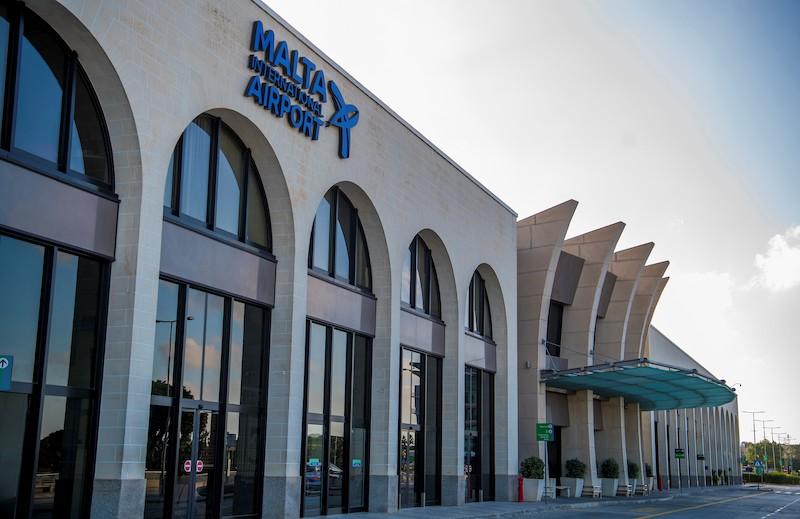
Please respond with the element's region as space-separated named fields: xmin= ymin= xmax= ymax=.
xmin=464 ymin=366 xmax=494 ymax=503
xmin=174 ymin=410 xmax=220 ymax=519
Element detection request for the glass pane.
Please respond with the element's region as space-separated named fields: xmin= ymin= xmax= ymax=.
xmin=401 ymin=245 xmax=412 ymax=305
xmin=33 ymin=395 xmax=91 ymax=517
xmin=215 ymin=126 xmax=245 ymax=235
xmin=174 ymin=411 xmax=194 ymax=519
xmin=144 ymin=405 xmax=172 ymax=518
xmin=483 ymin=293 xmax=492 ymax=340
xmin=153 ymin=280 xmax=180 ymax=396
xmin=471 ymin=274 xmax=482 ymax=335
xmin=311 ymin=191 xmax=332 ymax=272
xmin=306 ymin=323 xmax=326 ymax=415
xmin=351 ymin=335 xmax=369 ymax=429
xmin=182 ymin=289 xmax=206 ymax=400
xmin=481 ymin=373 xmax=494 ymax=500
xmin=329 ymin=330 xmax=347 ymax=417
xmin=355 ymin=222 xmax=371 ymax=289
xmin=430 ymin=263 xmax=441 ymax=319
xmin=464 ymin=367 xmax=480 ymax=503
xmin=410 ymin=352 xmax=421 ymax=427
xmin=327 ymin=421 xmax=345 ymax=513
xmin=399 ymin=429 xmax=416 ymax=508
xmin=414 ymin=240 xmax=428 ymax=312
xmin=0 ymin=235 xmax=44 ymax=383
xmin=179 ymin=117 xmax=213 ymax=222
xmin=0 ymin=393 xmax=28 ymax=518
xmin=46 ymin=252 xmax=102 ymax=388
xmin=424 ymin=357 xmax=440 ymax=504
xmin=194 ymin=411 xmax=219 ymax=518
xmin=334 ymin=191 xmax=353 ymax=280
xmin=246 ymin=165 xmax=270 ymax=250
xmin=228 ymin=302 xmax=264 ymax=406
xmin=0 ymin=6 xmax=9 ymax=125
xmin=69 ymin=70 xmax=109 ymax=183
xmin=14 ymin=16 xmax=65 ymax=163
xmin=348 ymin=427 xmax=367 ymax=510
xmin=223 ymin=410 xmax=259 ymax=517
xmin=202 ymin=294 xmax=224 ymax=402
xmin=400 ymin=349 xmax=411 ymax=425
xmin=546 ymin=301 xmax=563 ymax=356
xmin=164 ymin=152 xmax=174 ymax=209
xmin=303 ymin=423 xmax=324 ymax=517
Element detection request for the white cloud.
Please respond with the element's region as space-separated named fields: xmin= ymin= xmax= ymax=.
xmin=753 ymin=226 xmax=800 ymax=292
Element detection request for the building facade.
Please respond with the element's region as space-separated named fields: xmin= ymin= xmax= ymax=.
xmin=0 ymin=1 xmax=738 ymax=519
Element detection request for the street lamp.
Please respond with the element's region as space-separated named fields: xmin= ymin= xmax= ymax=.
xmin=743 ymin=411 xmax=764 ymax=463
xmin=766 ymin=426 xmax=781 ymax=472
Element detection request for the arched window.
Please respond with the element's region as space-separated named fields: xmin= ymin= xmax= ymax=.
xmin=466 ymin=271 xmax=492 ymax=340
xmin=308 ymin=186 xmax=371 ymax=290
xmin=0 ymin=4 xmax=112 ymax=188
xmin=164 ymin=114 xmax=272 ymax=251
xmin=401 ymin=235 xmax=441 ymax=318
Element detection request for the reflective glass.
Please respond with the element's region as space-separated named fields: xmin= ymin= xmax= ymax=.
xmin=0 ymin=393 xmax=27 ymax=517
xmin=399 ymin=429 xmax=416 ymax=508
xmin=303 ymin=423 xmax=324 ymax=517
xmin=351 ymin=335 xmax=369 ymax=429
xmin=424 ymin=357 xmax=440 ymax=504
xmin=174 ymin=410 xmax=194 ymax=519
xmin=410 ymin=351 xmax=421 ymax=426
xmin=483 ymin=293 xmax=492 ymax=340
xmin=202 ymin=293 xmax=224 ymax=402
xmin=223 ymin=410 xmax=259 ymax=516
xmin=414 ymin=240 xmax=428 ymax=312
xmin=401 ymin=246 xmax=412 ymax=305
xmin=334 ymin=192 xmax=354 ymax=280
xmin=14 ymin=16 xmax=65 ymax=163
xmin=194 ymin=411 xmax=220 ymax=518
xmin=327 ymin=421 xmax=345 ymax=513
xmin=401 ymin=349 xmax=411 ymax=425
xmin=164 ymin=154 xmax=175 ymax=209
xmin=0 ymin=234 xmax=44 ymax=383
xmin=430 ymin=263 xmax=441 ymax=318
xmin=546 ymin=301 xmax=563 ymax=356
xmin=215 ymin=126 xmax=245 ymax=235
xmin=348 ymin=427 xmax=367 ymax=510
xmin=46 ymin=252 xmax=101 ymax=388
xmin=33 ymin=395 xmax=91 ymax=517
xmin=179 ymin=117 xmax=213 ymax=222
xmin=144 ymin=405 xmax=171 ymax=518
xmin=0 ymin=6 xmax=9 ymax=124
xmin=69 ymin=70 xmax=110 ymax=183
xmin=355 ymin=222 xmax=371 ymax=289
xmin=245 ymin=166 xmax=270 ymax=249
xmin=306 ymin=323 xmax=326 ymax=415
xmin=311 ymin=192 xmax=332 ymax=271
xmin=464 ymin=368 xmax=480 ymax=503
xmin=229 ymin=302 xmax=264 ymax=407
xmin=330 ymin=330 xmax=347 ymax=417
xmin=182 ymin=289 xmax=206 ymax=400
xmin=152 ymin=280 xmax=180 ymax=396
xmin=481 ymin=373 xmax=494 ymax=500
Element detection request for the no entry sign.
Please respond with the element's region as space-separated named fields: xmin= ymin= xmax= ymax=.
xmin=184 ymin=460 xmax=192 ymax=473
xmin=196 ymin=459 xmax=204 ymax=473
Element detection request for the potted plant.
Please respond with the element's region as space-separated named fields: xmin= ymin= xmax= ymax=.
xmin=562 ymin=458 xmax=586 ymax=497
xmin=712 ymin=470 xmax=720 ymax=486
xmin=520 ymin=456 xmax=545 ymax=501
xmin=627 ymin=461 xmax=641 ymax=488
xmin=599 ymin=458 xmax=620 ymax=497
xmin=644 ymin=463 xmax=655 ymax=490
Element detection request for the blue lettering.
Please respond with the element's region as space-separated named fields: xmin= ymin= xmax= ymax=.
xmin=278 ymin=94 xmax=291 ymax=117
xmin=299 ymin=56 xmax=316 ymax=89
xmin=244 ymin=76 xmax=263 ymax=105
xmin=289 ymin=105 xmax=303 ymax=128
xmin=301 ymin=111 xmax=314 ymax=137
xmin=266 ymin=86 xmax=281 ymax=114
xmin=273 ymin=41 xmax=291 ymax=75
xmin=310 ymin=70 xmax=327 ymax=102
xmin=250 ymin=21 xmax=276 ymax=62
xmin=289 ymin=50 xmax=303 ymax=84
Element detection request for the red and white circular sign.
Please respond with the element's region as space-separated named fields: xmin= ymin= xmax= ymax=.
xmin=184 ymin=460 xmax=192 ymax=473
xmin=196 ymin=459 xmax=204 ymax=473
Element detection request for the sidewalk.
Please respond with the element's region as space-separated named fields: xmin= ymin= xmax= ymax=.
xmin=328 ymin=486 xmax=748 ymax=519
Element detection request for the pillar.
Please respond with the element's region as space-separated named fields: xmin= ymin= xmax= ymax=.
xmin=624 ymin=402 xmax=644 ymax=487
xmin=562 ymin=390 xmax=599 ymax=489
xmin=595 ymin=397 xmax=628 ymax=489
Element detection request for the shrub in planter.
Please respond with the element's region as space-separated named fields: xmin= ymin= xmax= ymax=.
xmin=599 ymin=458 xmax=620 ymax=497
xmin=562 ymin=459 xmax=586 ymax=497
xmin=520 ymin=456 xmax=545 ymax=502
xmin=627 ymin=461 xmax=640 ymax=481
xmin=645 ymin=463 xmax=653 ymax=477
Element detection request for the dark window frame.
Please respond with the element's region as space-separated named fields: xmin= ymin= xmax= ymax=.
xmin=466 ymin=271 xmax=492 ymax=340
xmin=401 ymin=235 xmax=441 ymax=319
xmin=0 ymin=228 xmax=110 ymax=518
xmin=307 ymin=186 xmax=372 ymax=292
xmin=164 ymin=114 xmax=273 ymax=255
xmin=546 ymin=300 xmax=564 ymax=357
xmin=0 ymin=3 xmax=114 ymax=195
xmin=146 ymin=275 xmax=271 ymax=519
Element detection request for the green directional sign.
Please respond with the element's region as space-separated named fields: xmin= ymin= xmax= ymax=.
xmin=0 ymin=355 xmax=12 ymax=391
xmin=755 ymin=460 xmax=765 ymax=476
xmin=674 ymin=448 xmax=685 ymax=459
xmin=536 ymin=422 xmax=554 ymax=442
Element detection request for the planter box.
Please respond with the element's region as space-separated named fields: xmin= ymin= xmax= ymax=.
xmin=522 ymin=478 xmax=544 ymax=502
xmin=647 ymin=476 xmax=655 ymax=491
xmin=561 ymin=477 xmax=584 ymax=498
xmin=600 ymin=478 xmax=618 ymax=497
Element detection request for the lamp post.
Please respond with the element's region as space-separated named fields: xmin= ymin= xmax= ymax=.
xmin=755 ymin=419 xmax=774 ymax=470
xmin=743 ymin=411 xmax=764 ymax=464
xmin=766 ymin=426 xmax=781 ymax=472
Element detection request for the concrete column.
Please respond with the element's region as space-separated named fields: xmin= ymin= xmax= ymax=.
xmin=641 ymin=411 xmax=656 ymax=484
xmin=562 ymin=390 xmax=599 ymax=488
xmin=624 ymin=402 xmax=644 ymax=487
xmin=734 ymin=414 xmax=742 ymax=484
xmin=677 ymin=409 xmax=689 ymax=488
xmin=705 ymin=408 xmax=715 ymax=485
xmin=666 ymin=410 xmax=681 ymax=489
xmin=655 ymin=411 xmax=670 ymax=490
xmin=711 ymin=408 xmax=721 ymax=484
xmin=697 ymin=408 xmax=707 ymax=486
xmin=686 ymin=409 xmax=698 ymax=487
xmin=595 ymin=397 xmax=629 ymax=489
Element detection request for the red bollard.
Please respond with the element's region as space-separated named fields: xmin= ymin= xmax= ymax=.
xmin=658 ymin=475 xmax=663 ymax=491
xmin=518 ymin=475 xmax=524 ymax=502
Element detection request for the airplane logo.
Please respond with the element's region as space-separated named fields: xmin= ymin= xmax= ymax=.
xmin=326 ymin=80 xmax=359 ymax=159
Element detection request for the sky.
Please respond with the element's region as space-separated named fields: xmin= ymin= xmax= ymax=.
xmin=262 ymin=0 xmax=800 ymax=443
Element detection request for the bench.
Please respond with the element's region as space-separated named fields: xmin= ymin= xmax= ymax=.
xmin=635 ymin=483 xmax=651 ymax=495
xmin=616 ymin=484 xmax=632 ymax=496
xmin=582 ymin=485 xmax=602 ymax=498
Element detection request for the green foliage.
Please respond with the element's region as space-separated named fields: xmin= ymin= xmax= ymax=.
xmin=600 ymin=458 xmax=620 ymax=479
xmin=743 ymin=472 xmax=800 ymax=485
xmin=520 ymin=456 xmax=545 ymax=479
xmin=565 ymin=458 xmax=586 ymax=478
xmin=645 ymin=463 xmax=653 ymax=477
xmin=627 ymin=461 xmax=640 ymax=479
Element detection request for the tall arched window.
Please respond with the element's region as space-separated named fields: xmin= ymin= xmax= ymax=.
xmin=466 ymin=271 xmax=492 ymax=340
xmin=401 ymin=235 xmax=441 ymax=318
xmin=0 ymin=3 xmax=112 ymax=189
xmin=164 ymin=114 xmax=272 ymax=251
xmin=308 ymin=186 xmax=371 ymax=290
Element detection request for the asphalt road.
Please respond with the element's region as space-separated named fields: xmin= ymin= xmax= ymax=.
xmin=538 ymin=486 xmax=800 ymax=518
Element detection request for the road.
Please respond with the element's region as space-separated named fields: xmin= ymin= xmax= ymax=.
xmin=538 ymin=486 xmax=800 ymax=518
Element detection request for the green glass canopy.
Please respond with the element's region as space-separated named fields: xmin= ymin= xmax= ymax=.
xmin=540 ymin=359 xmax=735 ymax=411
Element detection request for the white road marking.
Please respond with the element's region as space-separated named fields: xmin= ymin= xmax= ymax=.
xmin=761 ymin=496 xmax=800 ymax=518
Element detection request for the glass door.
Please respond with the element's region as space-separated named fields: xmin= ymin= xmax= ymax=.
xmin=464 ymin=366 xmax=494 ymax=503
xmin=174 ymin=410 xmax=220 ymax=519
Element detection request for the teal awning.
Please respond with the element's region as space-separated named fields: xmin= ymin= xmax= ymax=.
xmin=540 ymin=359 xmax=735 ymax=411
